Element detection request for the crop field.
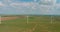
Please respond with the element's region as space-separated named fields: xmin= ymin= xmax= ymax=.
xmin=0 ymin=15 xmax=60 ymax=32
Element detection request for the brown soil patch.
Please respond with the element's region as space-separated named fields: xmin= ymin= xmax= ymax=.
xmin=41 ymin=30 xmax=48 ymax=32
xmin=1 ymin=16 xmax=19 ymax=21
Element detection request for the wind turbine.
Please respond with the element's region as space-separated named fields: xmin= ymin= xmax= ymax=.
xmin=0 ymin=16 xmax=1 ymax=24
xmin=51 ymin=0 xmax=56 ymax=24
xmin=0 ymin=1 xmax=5 ymax=24
xmin=26 ymin=0 xmax=37 ymax=24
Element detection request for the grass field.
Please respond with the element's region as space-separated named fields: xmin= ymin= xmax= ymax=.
xmin=0 ymin=15 xmax=60 ymax=32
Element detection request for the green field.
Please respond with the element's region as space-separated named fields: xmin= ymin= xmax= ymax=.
xmin=0 ymin=16 xmax=60 ymax=32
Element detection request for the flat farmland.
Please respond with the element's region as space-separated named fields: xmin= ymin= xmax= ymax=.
xmin=0 ymin=16 xmax=60 ymax=32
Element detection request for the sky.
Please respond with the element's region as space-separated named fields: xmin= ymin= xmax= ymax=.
xmin=0 ymin=0 xmax=60 ymax=15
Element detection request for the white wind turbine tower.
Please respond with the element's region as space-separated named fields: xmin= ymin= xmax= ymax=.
xmin=26 ymin=0 xmax=37 ymax=24
xmin=51 ymin=0 xmax=56 ymax=24
xmin=0 ymin=16 xmax=1 ymax=24
xmin=0 ymin=2 xmax=2 ymax=24
xmin=40 ymin=0 xmax=56 ymax=24
xmin=0 ymin=1 xmax=5 ymax=24
xmin=38 ymin=0 xmax=56 ymax=24
xmin=0 ymin=0 xmax=11 ymax=24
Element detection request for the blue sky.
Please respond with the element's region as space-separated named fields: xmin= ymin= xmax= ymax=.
xmin=0 ymin=0 xmax=60 ymax=15
xmin=57 ymin=0 xmax=60 ymax=3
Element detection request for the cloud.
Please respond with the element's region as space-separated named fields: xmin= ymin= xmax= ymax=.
xmin=40 ymin=0 xmax=52 ymax=2
xmin=0 ymin=1 xmax=4 ymax=6
xmin=56 ymin=4 xmax=60 ymax=7
xmin=10 ymin=2 xmax=38 ymax=10
xmin=10 ymin=2 xmax=32 ymax=7
xmin=7 ymin=0 xmax=12 ymax=2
